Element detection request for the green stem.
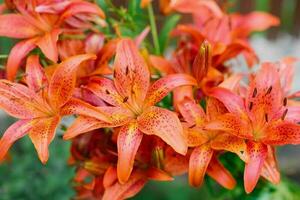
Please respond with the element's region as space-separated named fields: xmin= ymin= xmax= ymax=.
xmin=0 ymin=54 xmax=8 ymax=59
xmin=147 ymin=4 xmax=160 ymax=55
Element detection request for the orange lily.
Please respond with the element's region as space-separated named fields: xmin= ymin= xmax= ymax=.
xmin=0 ymin=0 xmax=104 ymax=80
xmin=206 ymin=63 xmax=300 ymax=193
xmin=0 ymin=53 xmax=108 ymax=163
xmin=178 ymin=97 xmax=247 ymax=189
xmin=63 ymin=38 xmax=197 ymax=183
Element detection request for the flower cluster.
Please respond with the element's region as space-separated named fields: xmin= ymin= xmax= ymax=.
xmin=0 ymin=0 xmax=299 ymax=199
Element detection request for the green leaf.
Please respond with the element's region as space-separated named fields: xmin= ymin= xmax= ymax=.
xmin=158 ymin=14 xmax=181 ymax=54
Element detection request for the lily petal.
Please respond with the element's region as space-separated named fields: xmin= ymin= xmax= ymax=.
xmin=208 ymin=87 xmax=246 ymax=115
xmin=244 ymin=141 xmax=267 ymax=194
xmin=0 ymin=119 xmax=33 ymax=161
xmin=28 ymin=116 xmax=60 ymax=164
xmin=138 ymin=106 xmax=187 ymax=155
xmin=6 ymin=38 xmax=37 ymax=81
xmin=205 ymin=113 xmax=252 ymax=139
xmin=188 ymin=144 xmax=213 ymax=187
xmin=0 ymin=14 xmax=40 ymax=38
xmin=0 ymin=80 xmax=48 ymax=118
xmin=60 ymin=1 xmax=105 ymax=20
xmin=262 ymin=122 xmax=300 ymax=145
xmin=211 ymin=134 xmax=248 ymax=162
xmin=206 ymin=97 xmax=228 ymax=121
xmin=144 ymin=74 xmax=197 ymax=107
xmin=48 ymin=54 xmax=96 ymax=109
xmin=35 ymin=29 xmax=61 ymax=62
xmin=117 ymin=121 xmax=143 ymax=184
xmin=149 ymin=55 xmax=175 ymax=75
xmin=207 ymin=156 xmax=236 ymax=190
xmin=25 ymin=55 xmax=48 ymax=93
xmin=63 ymin=116 xmax=110 ymax=140
xmin=261 ymin=146 xmax=280 ymax=184
xmin=103 ymin=170 xmax=146 ymax=200
xmin=177 ymin=97 xmax=206 ymax=126
xmin=60 ymin=98 xmax=111 ymax=122
xmin=113 ymin=39 xmax=150 ymax=105
xmin=86 ymin=77 xmax=124 ymax=107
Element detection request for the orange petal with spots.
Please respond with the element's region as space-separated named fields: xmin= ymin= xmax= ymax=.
xmin=28 ymin=116 xmax=60 ymax=164
xmin=207 ymin=156 xmax=236 ymax=190
xmin=0 ymin=80 xmax=48 ymax=118
xmin=113 ymin=38 xmax=150 ymax=105
xmin=138 ymin=106 xmax=187 ymax=155
xmin=188 ymin=144 xmax=213 ymax=187
xmin=144 ymin=74 xmax=197 ymax=107
xmin=206 ymin=97 xmax=228 ymax=120
xmin=117 ymin=121 xmax=143 ymax=184
xmin=0 ymin=120 xmax=33 ymax=162
xmin=86 ymin=77 xmax=124 ymax=107
xmin=261 ymin=121 xmax=300 ymax=145
xmin=205 ymin=113 xmax=252 ymax=139
xmin=211 ymin=133 xmax=248 ymax=162
xmin=244 ymin=141 xmax=267 ymax=194
xmin=48 ymin=54 xmax=96 ymax=109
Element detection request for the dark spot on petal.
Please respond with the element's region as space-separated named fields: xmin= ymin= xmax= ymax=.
xmin=123 ymin=96 xmax=129 ymax=103
xmin=105 ymin=89 xmax=110 ymax=94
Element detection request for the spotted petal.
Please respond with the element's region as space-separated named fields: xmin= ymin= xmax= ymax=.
xmin=117 ymin=121 xmax=143 ymax=183
xmin=138 ymin=106 xmax=187 ymax=155
xmin=244 ymin=141 xmax=267 ymax=194
xmin=48 ymin=54 xmax=96 ymax=109
xmin=188 ymin=144 xmax=213 ymax=187
xmin=28 ymin=116 xmax=60 ymax=164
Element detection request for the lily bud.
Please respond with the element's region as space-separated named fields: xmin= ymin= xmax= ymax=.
xmin=192 ymin=40 xmax=211 ymax=85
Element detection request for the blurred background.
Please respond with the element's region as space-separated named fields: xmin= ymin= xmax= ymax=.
xmin=0 ymin=0 xmax=300 ymax=199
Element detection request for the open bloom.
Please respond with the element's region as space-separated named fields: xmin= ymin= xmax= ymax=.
xmin=178 ymin=97 xmax=248 ymax=189
xmin=0 ymin=0 xmax=104 ymax=80
xmin=206 ymin=63 xmax=300 ymax=193
xmin=0 ymin=53 xmax=106 ymax=163
xmin=63 ymin=38 xmax=197 ymax=183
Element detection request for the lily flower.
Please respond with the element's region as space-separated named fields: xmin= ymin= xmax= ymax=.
xmin=63 ymin=38 xmax=197 ymax=184
xmin=206 ymin=63 xmax=300 ymax=193
xmin=0 ymin=0 xmax=105 ymax=80
xmin=0 ymin=53 xmax=108 ymax=163
xmin=178 ymin=97 xmax=247 ymax=189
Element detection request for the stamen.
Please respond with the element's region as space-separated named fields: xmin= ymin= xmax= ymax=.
xmin=283 ymin=98 xmax=287 ymax=106
xmin=189 ymin=124 xmax=196 ymax=128
xmin=252 ymin=88 xmax=257 ymax=98
xmin=281 ymin=109 xmax=288 ymax=120
xmin=113 ymin=70 xmax=116 ymax=78
xmin=249 ymin=102 xmax=253 ymax=110
xmin=265 ymin=113 xmax=269 ymax=122
xmin=265 ymin=86 xmax=272 ymax=95
xmin=125 ymin=65 xmax=129 ymax=75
